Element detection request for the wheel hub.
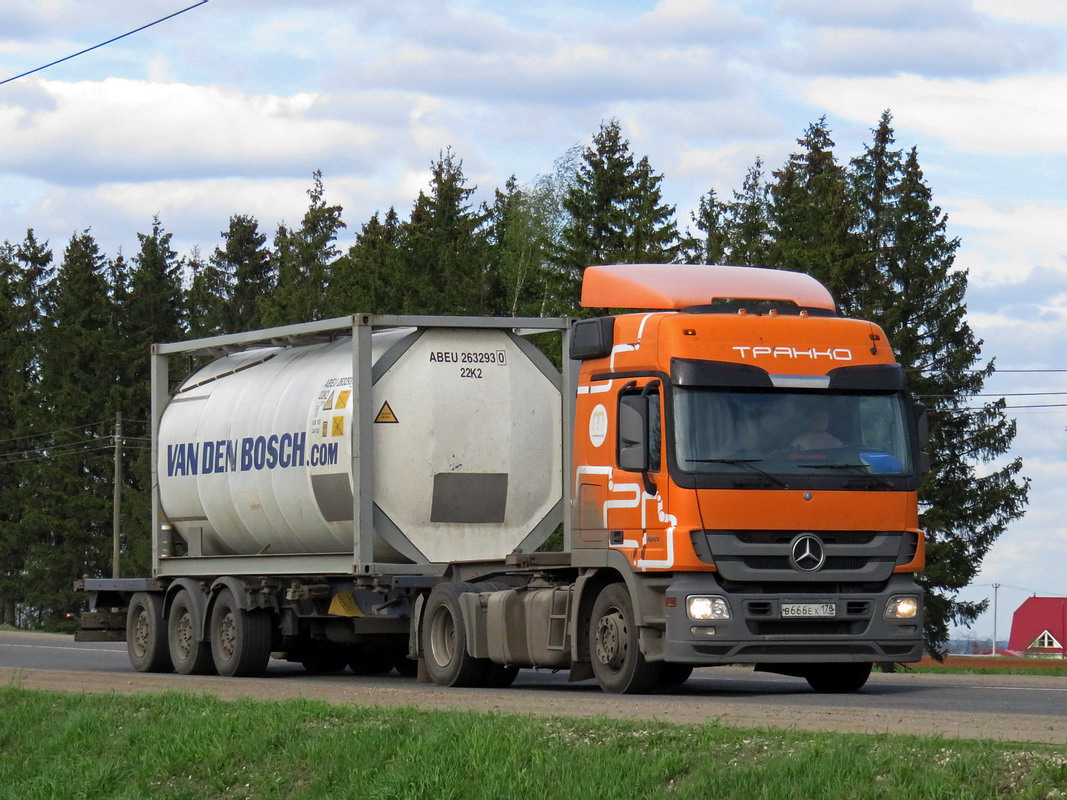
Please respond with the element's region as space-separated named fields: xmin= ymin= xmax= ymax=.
xmin=218 ymin=611 xmax=236 ymax=659
xmin=429 ymin=607 xmax=456 ymax=667
xmin=175 ymin=612 xmax=193 ymax=658
xmin=594 ymin=610 xmax=627 ymax=669
xmin=132 ymin=609 xmax=150 ymax=657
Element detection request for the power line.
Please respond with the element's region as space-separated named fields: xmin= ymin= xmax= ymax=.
xmin=0 ymin=1 xmax=209 ymax=86
xmin=0 ymin=419 xmax=119 ymax=446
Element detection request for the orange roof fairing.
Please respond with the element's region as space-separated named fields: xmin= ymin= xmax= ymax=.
xmin=580 ymin=264 xmax=836 ymax=312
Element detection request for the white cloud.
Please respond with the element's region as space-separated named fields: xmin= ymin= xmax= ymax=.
xmin=975 ymin=0 xmax=1067 ymax=25
xmin=604 ymin=0 xmax=765 ymax=46
xmin=782 ymin=26 xmax=1051 ymax=77
xmin=775 ymin=0 xmax=976 ymax=30
xmin=0 ymin=78 xmax=388 ymax=184
xmin=804 ymin=73 xmax=1067 ymax=155
xmin=949 ymin=198 xmax=1067 ymax=284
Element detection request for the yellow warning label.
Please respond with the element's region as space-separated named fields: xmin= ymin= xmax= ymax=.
xmin=331 ymin=416 xmax=345 ymax=436
xmin=375 ymin=401 xmax=399 ymax=423
xmin=328 ymin=592 xmax=363 ymax=617
xmin=336 ymin=389 xmax=351 ymax=409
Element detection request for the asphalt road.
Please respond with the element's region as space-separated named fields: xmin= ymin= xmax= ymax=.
xmin=3 ymin=630 xmax=1066 ymax=743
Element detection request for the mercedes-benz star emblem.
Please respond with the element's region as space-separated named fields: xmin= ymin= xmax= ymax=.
xmin=789 ymin=533 xmax=826 ymax=572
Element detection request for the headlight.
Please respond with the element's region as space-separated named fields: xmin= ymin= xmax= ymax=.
xmin=884 ymin=595 xmax=920 ymax=619
xmin=687 ymin=595 xmax=731 ymax=621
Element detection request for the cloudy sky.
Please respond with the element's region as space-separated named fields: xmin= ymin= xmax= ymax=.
xmin=2 ymin=0 xmax=1065 ymax=641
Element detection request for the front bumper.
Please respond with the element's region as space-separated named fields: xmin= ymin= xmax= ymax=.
xmin=661 ymin=572 xmax=923 ymax=664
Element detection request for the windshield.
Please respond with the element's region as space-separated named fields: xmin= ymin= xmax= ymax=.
xmin=673 ymin=388 xmax=912 ymax=477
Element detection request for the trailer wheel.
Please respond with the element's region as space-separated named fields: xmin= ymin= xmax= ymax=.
xmin=589 ymin=583 xmax=660 ymax=694
xmin=168 ymin=589 xmax=215 ymax=675
xmin=127 ymin=592 xmax=172 ymax=673
xmin=805 ymin=662 xmax=872 ymax=693
xmin=422 ymin=582 xmax=491 ymax=687
xmin=209 ymin=587 xmax=272 ymax=677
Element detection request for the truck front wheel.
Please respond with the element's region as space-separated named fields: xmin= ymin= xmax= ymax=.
xmin=422 ymin=582 xmax=491 ymax=687
xmin=589 ymin=583 xmax=660 ymax=694
xmin=127 ymin=592 xmax=172 ymax=673
xmin=805 ymin=662 xmax=872 ymax=693
xmin=209 ymin=587 xmax=272 ymax=677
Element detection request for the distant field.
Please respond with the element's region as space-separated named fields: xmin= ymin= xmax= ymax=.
xmin=1 ymin=687 xmax=1065 ymax=800
xmin=912 ymin=656 xmax=1067 ymax=676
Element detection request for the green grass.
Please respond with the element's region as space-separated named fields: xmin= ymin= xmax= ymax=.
xmin=905 ymin=665 xmax=1067 ymax=677
xmin=0 ymin=687 xmax=1064 ymax=799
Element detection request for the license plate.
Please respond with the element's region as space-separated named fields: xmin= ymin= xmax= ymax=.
xmin=781 ymin=602 xmax=836 ymax=618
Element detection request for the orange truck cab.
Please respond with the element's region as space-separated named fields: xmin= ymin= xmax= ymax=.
xmin=566 ymin=264 xmax=926 ymax=691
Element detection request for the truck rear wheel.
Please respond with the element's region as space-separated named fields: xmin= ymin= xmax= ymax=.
xmin=423 ymin=582 xmax=491 ymax=687
xmin=127 ymin=592 xmax=172 ymax=673
xmin=589 ymin=583 xmax=660 ymax=694
xmin=298 ymin=645 xmax=348 ymax=674
xmin=209 ymin=587 xmax=272 ymax=677
xmin=168 ymin=589 xmax=215 ymax=675
xmin=346 ymin=645 xmax=394 ymax=675
xmin=659 ymin=663 xmax=694 ymax=687
xmin=805 ymin=662 xmax=872 ymax=693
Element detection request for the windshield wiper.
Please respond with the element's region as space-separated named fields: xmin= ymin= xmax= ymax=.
xmin=687 ymin=458 xmax=790 ymax=489
xmin=799 ymin=462 xmax=895 ymax=489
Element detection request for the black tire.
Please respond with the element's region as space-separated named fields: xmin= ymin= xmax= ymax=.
xmin=127 ymin=592 xmax=172 ymax=673
xmin=168 ymin=589 xmax=215 ymax=675
xmin=805 ymin=662 xmax=872 ymax=693
xmin=589 ymin=583 xmax=661 ymax=694
xmin=422 ymin=582 xmax=491 ymax=687
xmin=209 ymin=587 xmax=272 ymax=677
xmin=659 ymin=663 xmax=694 ymax=687
xmin=299 ymin=645 xmax=349 ymax=674
xmin=392 ymin=649 xmax=418 ymax=677
xmin=346 ymin=645 xmax=395 ymax=675
xmin=483 ymin=664 xmax=520 ymax=688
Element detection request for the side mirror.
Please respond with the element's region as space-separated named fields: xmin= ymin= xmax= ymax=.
xmin=912 ymin=401 xmax=930 ymax=475
xmin=912 ymin=401 xmax=929 ymax=448
xmin=618 ymin=395 xmax=650 ymax=472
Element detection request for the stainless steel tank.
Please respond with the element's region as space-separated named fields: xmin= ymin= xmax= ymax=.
xmin=157 ymin=327 xmax=562 ymax=564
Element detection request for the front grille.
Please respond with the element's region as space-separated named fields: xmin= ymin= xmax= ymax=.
xmin=736 ymin=530 xmax=877 ymax=546
xmin=692 ymin=529 xmax=911 ymax=583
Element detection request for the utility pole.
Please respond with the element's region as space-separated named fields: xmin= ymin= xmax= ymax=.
xmin=112 ymin=412 xmax=122 ymax=579
xmin=991 ymin=583 xmax=1000 ymax=656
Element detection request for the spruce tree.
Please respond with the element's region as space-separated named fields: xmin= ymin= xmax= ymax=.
xmin=398 ymin=149 xmax=490 ymax=315
xmin=849 ymin=140 xmax=1029 ymax=655
xmin=848 ymin=110 xmax=902 ymax=316
xmin=557 ymin=120 xmax=679 ymax=309
xmin=769 ymin=118 xmax=864 ymax=311
xmin=186 ymin=246 xmax=230 ymax=338
xmin=213 ymin=214 xmax=271 ymax=331
xmin=263 ymin=172 xmax=346 ymax=325
xmin=329 ymin=208 xmax=404 ymax=316
xmin=627 ymin=155 xmax=679 ymax=263
xmin=21 ymin=231 xmax=116 ymax=623
xmin=682 ymin=187 xmax=728 ymax=265
xmin=0 ymin=232 xmax=52 ymax=626
xmin=724 ymin=158 xmax=773 ymax=267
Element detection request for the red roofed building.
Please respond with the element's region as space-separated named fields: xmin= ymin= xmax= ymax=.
xmin=1008 ymin=597 xmax=1067 ymax=658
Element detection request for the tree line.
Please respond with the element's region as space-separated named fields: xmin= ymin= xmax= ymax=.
xmin=0 ymin=113 xmax=1028 ymax=656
